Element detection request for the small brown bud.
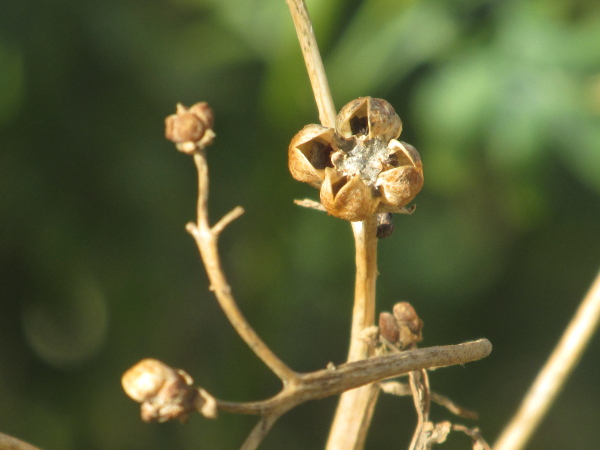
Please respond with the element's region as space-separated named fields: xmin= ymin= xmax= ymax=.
xmin=122 ymin=359 xmax=212 ymax=423
xmin=379 ymin=311 xmax=400 ymax=344
xmin=393 ymin=302 xmax=424 ymax=349
xmin=122 ymin=358 xmax=175 ymax=403
xmin=165 ymin=112 xmax=205 ymax=143
xmin=165 ymin=102 xmax=215 ymax=154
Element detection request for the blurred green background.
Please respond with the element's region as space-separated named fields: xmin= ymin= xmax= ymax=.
xmin=1 ymin=0 xmax=599 ymax=448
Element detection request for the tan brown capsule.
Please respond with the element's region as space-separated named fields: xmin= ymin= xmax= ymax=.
xmin=121 ymin=358 xmax=176 ymax=403
xmin=165 ymin=102 xmax=215 ymax=154
xmin=122 ymin=358 xmax=207 ymax=423
xmin=288 ymin=124 xmax=335 ymax=188
xmin=188 ymin=101 xmax=214 ymax=130
xmin=287 ymin=97 xmax=422 ymax=222
xmin=393 ymin=302 xmax=424 ymax=349
xmin=376 ymin=141 xmax=423 ymax=208
xmin=336 ymin=97 xmax=402 ymax=141
xmin=320 ymin=169 xmax=378 ymax=222
xmin=379 ymin=311 xmax=400 ymax=344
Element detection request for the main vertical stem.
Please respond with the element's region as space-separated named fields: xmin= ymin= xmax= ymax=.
xmin=326 ymin=216 xmax=380 ymax=450
xmin=286 ymin=1 xmax=382 ymax=446
xmin=347 ymin=218 xmax=379 ymax=361
xmin=286 ymin=0 xmax=336 ymax=128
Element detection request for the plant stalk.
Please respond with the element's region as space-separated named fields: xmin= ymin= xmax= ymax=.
xmin=494 ymin=269 xmax=600 ymax=450
xmin=325 ymin=217 xmax=380 ymax=450
xmin=286 ymin=1 xmax=384 ymax=447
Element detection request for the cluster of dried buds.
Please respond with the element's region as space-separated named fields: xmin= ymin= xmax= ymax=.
xmin=378 ymin=302 xmax=424 ymax=350
xmin=165 ymin=102 xmax=215 ymax=154
xmin=121 ymin=358 xmax=217 ymax=423
xmin=288 ymin=97 xmax=424 ymax=222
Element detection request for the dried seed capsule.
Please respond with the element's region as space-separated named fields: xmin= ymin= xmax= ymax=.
xmin=376 ymin=141 xmax=423 ymax=208
xmin=122 ymin=359 xmax=205 ymax=423
xmin=287 ymin=97 xmax=422 ymax=222
xmin=189 ymin=101 xmax=214 ymax=130
xmin=122 ymin=358 xmax=177 ymax=403
xmin=288 ymin=124 xmax=335 ymax=188
xmin=320 ymin=168 xmax=378 ymax=221
xmin=393 ymin=302 xmax=424 ymax=349
xmin=165 ymin=102 xmax=215 ymax=153
xmin=336 ymin=97 xmax=402 ymax=141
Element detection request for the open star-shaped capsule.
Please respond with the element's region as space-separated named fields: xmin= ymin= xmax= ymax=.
xmin=288 ymin=97 xmax=424 ymax=222
xmin=288 ymin=97 xmax=423 ymax=222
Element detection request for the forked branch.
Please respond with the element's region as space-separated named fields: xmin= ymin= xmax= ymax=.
xmin=186 ymin=149 xmax=296 ymax=383
xmin=122 ymin=99 xmax=493 ymax=450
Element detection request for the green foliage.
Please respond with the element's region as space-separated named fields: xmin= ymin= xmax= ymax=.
xmin=1 ymin=0 xmax=599 ymax=448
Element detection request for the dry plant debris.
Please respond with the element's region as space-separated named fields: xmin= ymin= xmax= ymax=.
xmin=119 ymin=98 xmax=493 ymax=449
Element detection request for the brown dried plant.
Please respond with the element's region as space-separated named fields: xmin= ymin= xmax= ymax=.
xmin=120 ymin=95 xmax=491 ymax=449
xmin=117 ymin=1 xmax=600 ymax=450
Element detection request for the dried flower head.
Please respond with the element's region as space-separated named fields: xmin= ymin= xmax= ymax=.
xmin=288 ymin=97 xmax=423 ymax=221
xmin=165 ymin=102 xmax=215 ymax=154
xmin=377 ymin=302 xmax=424 ymax=350
xmin=122 ymin=358 xmax=216 ymax=423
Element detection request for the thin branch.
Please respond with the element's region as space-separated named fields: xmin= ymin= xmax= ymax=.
xmin=240 ymin=413 xmax=284 ymax=450
xmin=286 ymin=0 xmax=336 ymax=127
xmin=187 ymin=150 xmax=297 ymax=383
xmin=453 ymin=425 xmax=491 ymax=450
xmin=494 ymin=269 xmax=600 ymax=450
xmin=214 ymin=339 xmax=492 ymax=416
xmin=408 ymin=369 xmax=431 ymax=450
xmin=212 ymin=206 xmax=245 ymax=236
xmin=293 ymin=198 xmax=326 ymax=211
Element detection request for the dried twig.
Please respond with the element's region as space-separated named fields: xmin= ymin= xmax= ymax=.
xmin=408 ymin=368 xmax=431 ymax=450
xmin=123 ymin=339 xmax=491 ymax=449
xmin=240 ymin=413 xmax=283 ymax=450
xmin=143 ymin=4 xmax=492 ymax=444
xmin=143 ymin=101 xmax=494 ymax=450
xmin=186 ymin=149 xmax=297 ymax=383
xmin=128 ymin=339 xmax=493 ymax=418
xmin=494 ymin=269 xmax=600 ymax=450
xmin=286 ymin=0 xmax=336 ymax=128
xmin=453 ymin=424 xmax=491 ymax=450
xmin=293 ymin=198 xmax=326 ymax=211
xmin=0 ymin=432 xmax=41 ymax=450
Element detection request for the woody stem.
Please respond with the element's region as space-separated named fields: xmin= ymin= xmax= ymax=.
xmin=325 ymin=217 xmax=380 ymax=450
xmin=286 ymin=1 xmax=382 ymax=448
